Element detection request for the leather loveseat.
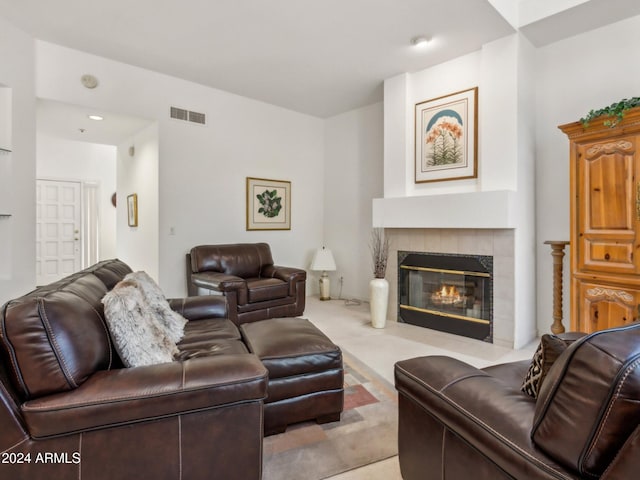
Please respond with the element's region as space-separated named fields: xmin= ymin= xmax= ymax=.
xmin=186 ymin=243 xmax=306 ymax=325
xmin=0 ymin=259 xmax=267 ymax=480
xmin=0 ymin=259 xmax=341 ymax=480
xmin=395 ymin=324 xmax=640 ymax=480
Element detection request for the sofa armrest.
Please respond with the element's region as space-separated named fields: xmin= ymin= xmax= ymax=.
xmin=191 ymin=271 xmax=246 ymax=293
xmin=22 ymin=354 xmax=267 ymax=439
xmin=262 ymin=265 xmax=307 ymax=295
xmin=395 ymin=356 xmax=571 ymax=479
xmin=168 ymin=295 xmax=228 ymax=320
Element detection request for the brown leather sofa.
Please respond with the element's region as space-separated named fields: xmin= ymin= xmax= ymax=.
xmin=395 ymin=324 xmax=640 ymax=480
xmin=0 ymin=259 xmax=342 ymax=479
xmin=186 ymin=243 xmax=306 ymax=324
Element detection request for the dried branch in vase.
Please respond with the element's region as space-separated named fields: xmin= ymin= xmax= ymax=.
xmin=370 ymin=228 xmax=390 ymax=279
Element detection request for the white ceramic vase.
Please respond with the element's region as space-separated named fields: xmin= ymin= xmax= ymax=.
xmin=369 ymin=278 xmax=389 ymax=329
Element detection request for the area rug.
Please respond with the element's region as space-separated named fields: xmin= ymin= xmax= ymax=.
xmin=262 ymin=350 xmax=398 ymax=480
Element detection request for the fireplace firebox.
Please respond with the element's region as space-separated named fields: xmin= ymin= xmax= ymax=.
xmin=398 ymin=251 xmax=493 ymax=342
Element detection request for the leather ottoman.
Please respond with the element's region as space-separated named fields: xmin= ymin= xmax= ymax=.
xmin=240 ymin=317 xmax=344 ymax=435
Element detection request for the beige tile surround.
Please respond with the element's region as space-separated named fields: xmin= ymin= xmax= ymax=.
xmin=385 ymin=228 xmax=515 ymax=348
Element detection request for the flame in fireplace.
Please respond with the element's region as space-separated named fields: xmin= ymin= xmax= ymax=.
xmin=440 ymin=285 xmax=458 ymax=297
xmin=432 ymin=284 xmax=462 ymax=305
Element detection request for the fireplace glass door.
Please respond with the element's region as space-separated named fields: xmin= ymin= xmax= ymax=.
xmin=398 ymin=252 xmax=493 ymax=342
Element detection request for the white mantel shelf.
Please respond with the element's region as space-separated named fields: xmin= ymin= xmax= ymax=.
xmin=372 ymin=190 xmax=518 ymax=229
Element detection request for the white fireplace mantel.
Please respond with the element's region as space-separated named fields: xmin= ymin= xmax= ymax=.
xmin=372 ymin=190 xmax=518 ymax=229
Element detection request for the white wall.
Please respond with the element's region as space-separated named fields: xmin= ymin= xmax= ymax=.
xmin=0 ymin=19 xmax=36 ymax=305
xmin=324 ymin=102 xmax=383 ymax=300
xmin=36 ymin=134 xmax=117 ymax=260
xmin=383 ymin=53 xmax=486 ymax=199
xmin=519 ymin=0 xmax=590 ymax=25
xmin=535 ymin=14 xmax=640 ymax=332
xmin=382 ymin=34 xmax=538 ymax=348
xmin=117 ymin=124 xmax=159 ymax=279
xmin=407 ymin=52 xmax=484 ymax=195
xmin=384 ymin=41 xmax=523 ymax=196
xmin=0 ymin=87 xmax=11 ymax=150
xmin=514 ymin=35 xmax=538 ymax=345
xmin=12 ymin=13 xmax=637 ymax=339
xmin=36 ymin=41 xmax=325 ymax=297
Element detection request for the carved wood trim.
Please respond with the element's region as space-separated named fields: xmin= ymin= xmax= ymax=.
xmin=585 ymin=140 xmax=634 ymax=159
xmin=585 ymin=287 xmax=634 ymax=304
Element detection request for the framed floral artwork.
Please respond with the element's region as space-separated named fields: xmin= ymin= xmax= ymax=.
xmin=127 ymin=193 xmax=138 ymax=227
xmin=246 ymin=177 xmax=291 ymax=230
xmin=415 ymin=87 xmax=478 ymax=183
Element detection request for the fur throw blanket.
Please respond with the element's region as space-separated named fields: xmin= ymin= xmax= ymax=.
xmin=102 ymin=272 xmax=187 ymax=367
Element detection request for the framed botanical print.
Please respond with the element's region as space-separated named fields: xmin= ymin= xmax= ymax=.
xmin=246 ymin=177 xmax=291 ymax=230
xmin=415 ymin=87 xmax=478 ymax=183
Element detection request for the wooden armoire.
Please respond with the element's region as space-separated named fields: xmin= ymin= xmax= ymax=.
xmin=559 ymin=106 xmax=640 ymax=333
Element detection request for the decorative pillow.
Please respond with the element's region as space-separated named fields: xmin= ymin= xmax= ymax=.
xmin=521 ymin=334 xmax=569 ymax=399
xmin=125 ymin=271 xmax=187 ymax=343
xmin=102 ymin=280 xmax=178 ymax=367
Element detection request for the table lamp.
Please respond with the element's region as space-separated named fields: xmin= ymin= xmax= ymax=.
xmin=310 ymin=247 xmax=336 ymax=300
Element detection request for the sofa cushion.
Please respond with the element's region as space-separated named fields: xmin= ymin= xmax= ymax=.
xmin=180 ymin=318 xmax=241 ymax=343
xmin=125 ymin=271 xmax=187 ymax=343
xmin=102 ymin=281 xmax=178 ymax=367
xmin=520 ymin=334 xmax=569 ymax=399
xmin=246 ymin=278 xmax=288 ymax=303
xmin=177 ymin=319 xmax=245 ymax=360
xmin=531 ymin=323 xmax=640 ymax=477
xmin=1 ymin=290 xmax=113 ymax=399
xmin=177 ymin=339 xmax=249 ymax=360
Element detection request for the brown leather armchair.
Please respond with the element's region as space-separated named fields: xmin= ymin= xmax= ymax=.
xmin=186 ymin=243 xmax=306 ymax=324
xmin=395 ymin=323 xmax=640 ymax=480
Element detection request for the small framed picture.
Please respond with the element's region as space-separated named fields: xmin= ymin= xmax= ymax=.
xmin=246 ymin=177 xmax=291 ymax=231
xmin=127 ymin=193 xmax=138 ymax=227
xmin=415 ymin=87 xmax=478 ymax=183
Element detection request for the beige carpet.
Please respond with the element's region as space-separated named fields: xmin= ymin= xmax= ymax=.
xmin=262 ymin=350 xmax=399 ymax=480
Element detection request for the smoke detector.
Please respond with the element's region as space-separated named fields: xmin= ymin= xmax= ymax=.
xmin=81 ymin=74 xmax=99 ymax=89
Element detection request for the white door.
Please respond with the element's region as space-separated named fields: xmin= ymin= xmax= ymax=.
xmin=36 ymin=179 xmax=82 ymax=285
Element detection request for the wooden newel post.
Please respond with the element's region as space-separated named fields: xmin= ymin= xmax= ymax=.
xmin=544 ymin=240 xmax=570 ymax=334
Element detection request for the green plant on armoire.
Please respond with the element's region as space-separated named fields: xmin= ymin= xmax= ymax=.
xmin=580 ymin=97 xmax=640 ymax=128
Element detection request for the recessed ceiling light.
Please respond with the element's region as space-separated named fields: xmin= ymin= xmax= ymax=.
xmin=411 ymin=36 xmax=432 ymax=48
xmin=88 ymin=115 xmax=104 ymax=121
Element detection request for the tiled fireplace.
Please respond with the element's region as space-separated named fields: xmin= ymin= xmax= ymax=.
xmin=385 ymin=228 xmax=515 ymax=348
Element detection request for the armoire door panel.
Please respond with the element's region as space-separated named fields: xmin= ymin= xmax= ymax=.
xmin=583 ymin=237 xmax=636 ymax=272
xmin=577 ymin=281 xmax=640 ymax=333
xmin=581 ymin=147 xmax=634 ymax=231
xmin=576 ymin=137 xmax=640 ymax=275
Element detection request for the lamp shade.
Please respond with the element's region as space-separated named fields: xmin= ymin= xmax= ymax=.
xmin=310 ymin=247 xmax=336 ymax=271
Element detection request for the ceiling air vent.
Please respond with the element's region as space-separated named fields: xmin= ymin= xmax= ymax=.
xmin=170 ymin=106 xmax=206 ymax=125
xmin=188 ymin=111 xmax=206 ymax=125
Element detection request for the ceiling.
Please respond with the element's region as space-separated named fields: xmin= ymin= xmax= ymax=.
xmin=3 ymin=0 xmax=515 ymax=119
xmin=3 ymin=0 xmax=640 ymax=147
xmin=37 ymin=99 xmax=152 ymax=146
